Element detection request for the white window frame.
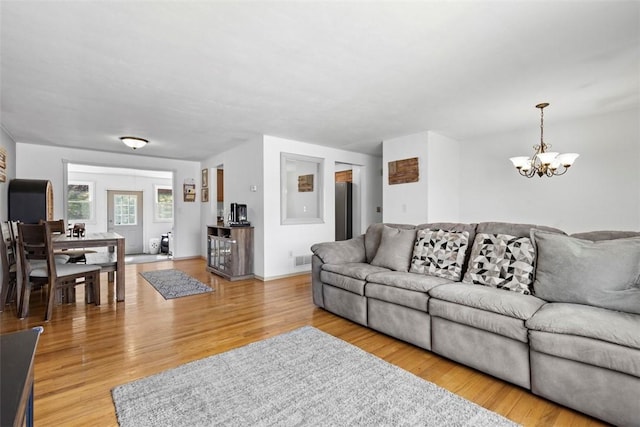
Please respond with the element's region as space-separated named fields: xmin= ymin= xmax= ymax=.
xmin=67 ymin=180 xmax=95 ymax=223
xmin=154 ymin=185 xmax=174 ymax=222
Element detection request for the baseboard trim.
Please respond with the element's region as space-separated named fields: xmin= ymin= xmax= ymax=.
xmin=257 ymin=271 xmax=311 ymax=282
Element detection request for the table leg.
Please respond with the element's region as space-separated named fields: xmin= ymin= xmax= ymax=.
xmin=116 ymin=239 xmax=125 ymax=301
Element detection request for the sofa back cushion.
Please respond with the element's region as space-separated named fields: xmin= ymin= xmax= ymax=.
xmin=476 ymin=221 xmax=565 ymax=237
xmin=370 ymin=225 xmax=417 ymax=272
xmin=570 ymin=230 xmax=640 ymax=241
xmin=409 ymin=229 xmax=470 ymax=281
xmin=531 ymin=229 xmax=640 ymax=314
xmin=365 ymin=223 xmax=415 ymax=263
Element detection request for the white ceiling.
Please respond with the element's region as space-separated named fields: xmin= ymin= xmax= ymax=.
xmin=1 ymin=1 xmax=638 ymax=160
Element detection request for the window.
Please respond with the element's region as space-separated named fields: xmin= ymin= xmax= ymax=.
xmin=155 ymin=185 xmax=173 ymax=222
xmin=114 ymin=194 xmax=138 ymax=225
xmin=67 ymin=181 xmax=94 ymax=222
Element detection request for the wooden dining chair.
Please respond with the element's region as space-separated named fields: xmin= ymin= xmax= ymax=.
xmin=0 ymin=221 xmax=18 ymax=312
xmin=16 ymin=223 xmax=102 ymax=321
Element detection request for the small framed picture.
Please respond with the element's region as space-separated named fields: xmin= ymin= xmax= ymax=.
xmin=201 ymin=187 xmax=209 ymax=202
xmin=183 ymin=183 xmax=196 ymax=202
xmin=202 ymin=168 xmax=209 ymax=188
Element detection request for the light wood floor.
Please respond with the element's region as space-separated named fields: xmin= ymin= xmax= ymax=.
xmin=1 ymin=258 xmax=606 ymax=427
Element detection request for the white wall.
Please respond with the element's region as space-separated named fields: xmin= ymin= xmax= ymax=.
xmin=0 ymin=127 xmax=16 ymax=289
xmin=382 ymin=132 xmax=429 ymax=223
xmin=0 ymin=127 xmax=16 ymax=221
xmin=68 ymin=170 xmax=172 ymax=253
xmin=262 ymin=135 xmax=382 ymax=280
xmin=16 ymin=143 xmax=202 ymax=258
xmin=459 ymin=108 xmax=640 ymax=233
xmin=426 ymin=132 xmax=461 ymax=222
xmin=201 ymin=136 xmax=265 ymax=275
xmin=382 ymin=131 xmax=461 ymax=224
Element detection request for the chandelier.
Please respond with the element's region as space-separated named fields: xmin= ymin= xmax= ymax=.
xmin=509 ymin=103 xmax=579 ymax=178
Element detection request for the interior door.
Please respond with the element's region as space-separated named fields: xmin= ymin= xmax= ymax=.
xmin=107 ymin=190 xmax=143 ymax=254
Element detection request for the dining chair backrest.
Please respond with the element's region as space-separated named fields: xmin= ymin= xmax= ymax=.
xmin=16 ymin=223 xmax=48 ymax=266
xmin=41 ymin=219 xmax=66 ymax=235
xmin=1 ymin=221 xmax=16 ymax=272
xmin=1 ymin=222 xmax=18 ymax=311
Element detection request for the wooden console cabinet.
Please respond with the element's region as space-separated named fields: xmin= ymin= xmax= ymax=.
xmin=206 ymin=225 xmax=253 ymax=281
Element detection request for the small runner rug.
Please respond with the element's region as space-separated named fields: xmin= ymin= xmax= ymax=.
xmin=112 ymin=326 xmax=518 ymax=427
xmin=140 ymin=269 xmax=212 ymax=299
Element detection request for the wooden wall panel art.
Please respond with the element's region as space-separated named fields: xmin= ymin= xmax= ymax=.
xmin=388 ymin=157 xmax=419 ymax=185
xmin=298 ymin=174 xmax=314 ymax=192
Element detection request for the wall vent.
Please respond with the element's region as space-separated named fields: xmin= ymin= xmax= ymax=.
xmin=294 ymin=254 xmax=313 ymax=267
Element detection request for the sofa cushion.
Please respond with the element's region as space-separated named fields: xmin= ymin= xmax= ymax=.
xmin=526 ymin=302 xmax=640 ymax=350
xmin=370 ymin=225 xmax=416 ymax=272
xmin=322 ymin=262 xmax=389 ymax=281
xmin=409 ymin=229 xmax=469 ymax=281
xmin=365 ymin=283 xmax=429 ymax=312
xmin=531 ymin=229 xmax=640 ymax=314
xmin=320 ymin=263 xmax=389 ymax=296
xmin=311 ymin=235 xmax=366 ymax=264
xmin=527 ymin=303 xmax=640 ymax=377
xmin=570 ymin=230 xmax=640 ymax=241
xmin=364 ymin=223 xmax=415 ymax=263
xmin=462 ymin=233 xmax=536 ymax=294
xmin=429 ymin=299 xmax=529 ymax=342
xmin=476 ymin=221 xmax=564 ymax=238
xmin=367 ymin=271 xmax=453 ymax=293
xmin=320 ymin=270 xmax=366 ymax=295
xmin=429 ymin=283 xmax=547 ymax=320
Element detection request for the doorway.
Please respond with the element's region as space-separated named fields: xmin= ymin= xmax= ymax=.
xmin=107 ymin=190 xmax=143 ymax=254
xmin=335 ymin=162 xmax=362 ymax=241
xmin=64 ymin=162 xmax=174 ymax=256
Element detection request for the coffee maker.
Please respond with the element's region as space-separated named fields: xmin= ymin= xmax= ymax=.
xmin=229 ymin=203 xmax=249 ymax=226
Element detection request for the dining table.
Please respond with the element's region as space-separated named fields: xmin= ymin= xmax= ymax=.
xmin=52 ymin=232 xmax=126 ymax=301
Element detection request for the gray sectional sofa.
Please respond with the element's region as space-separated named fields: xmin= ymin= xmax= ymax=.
xmin=311 ymin=221 xmax=640 ymax=427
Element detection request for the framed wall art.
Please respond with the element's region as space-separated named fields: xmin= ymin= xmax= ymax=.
xmin=0 ymin=147 xmax=6 ymax=183
xmin=388 ymin=157 xmax=419 ymax=185
xmin=202 ymin=168 xmax=209 ymax=188
xmin=183 ymin=180 xmax=196 ymax=202
xmin=297 ymin=174 xmax=314 ymax=192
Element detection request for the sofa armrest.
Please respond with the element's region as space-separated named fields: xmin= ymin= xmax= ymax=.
xmin=310 ymin=235 xmax=366 ymax=308
xmin=311 ymin=235 xmax=366 ymax=265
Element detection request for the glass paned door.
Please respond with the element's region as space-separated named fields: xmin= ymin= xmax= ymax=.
xmin=107 ymin=190 xmax=143 ymax=254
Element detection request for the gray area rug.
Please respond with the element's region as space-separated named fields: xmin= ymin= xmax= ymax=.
xmin=112 ymin=326 xmax=519 ymax=427
xmin=140 ymin=269 xmax=212 ymax=299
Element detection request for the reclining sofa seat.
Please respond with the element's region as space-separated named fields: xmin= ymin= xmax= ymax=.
xmin=428 ymin=222 xmax=563 ymax=389
xmin=311 ymin=223 xmax=415 ymax=327
xmin=365 ymin=222 xmax=476 ymax=350
xmin=525 ymin=230 xmax=640 ymax=426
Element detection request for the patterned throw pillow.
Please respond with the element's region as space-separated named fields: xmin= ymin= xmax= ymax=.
xmin=410 ymin=229 xmax=470 ymax=281
xmin=462 ymin=233 xmax=536 ymax=294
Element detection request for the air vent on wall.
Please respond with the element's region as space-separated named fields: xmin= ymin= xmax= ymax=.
xmin=294 ymin=254 xmax=313 ymax=267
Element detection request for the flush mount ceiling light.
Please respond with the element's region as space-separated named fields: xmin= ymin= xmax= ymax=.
xmin=119 ymin=136 xmax=148 ymax=150
xmin=509 ymin=103 xmax=579 ymax=178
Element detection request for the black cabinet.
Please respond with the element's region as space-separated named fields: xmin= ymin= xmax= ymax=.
xmin=9 ymin=179 xmax=54 ymax=224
